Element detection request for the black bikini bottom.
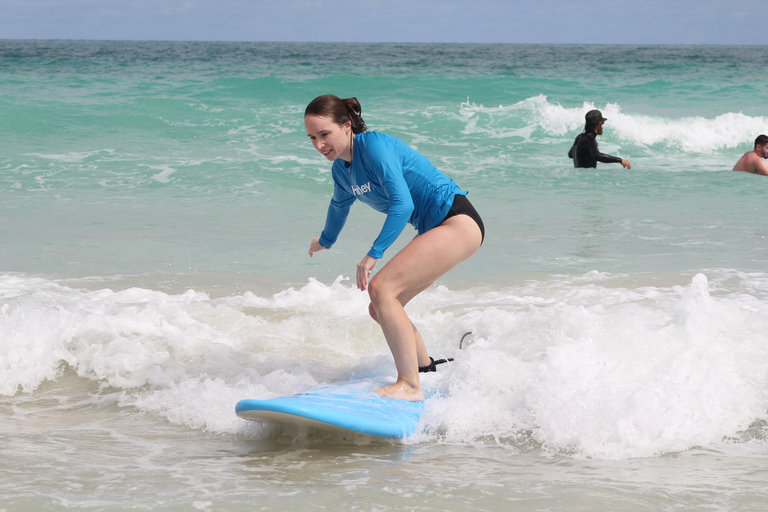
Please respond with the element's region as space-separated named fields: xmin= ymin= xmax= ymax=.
xmin=443 ymin=194 xmax=485 ymax=244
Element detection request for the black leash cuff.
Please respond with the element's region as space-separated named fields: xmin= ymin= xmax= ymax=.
xmin=418 ymin=356 xmax=454 ymax=373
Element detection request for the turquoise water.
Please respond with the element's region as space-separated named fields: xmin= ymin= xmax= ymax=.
xmin=3 ymin=41 xmax=768 ymax=280
xmin=2 ymin=40 xmax=768 ymax=511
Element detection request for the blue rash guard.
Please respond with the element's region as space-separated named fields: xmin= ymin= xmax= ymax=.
xmin=318 ymin=131 xmax=466 ymax=259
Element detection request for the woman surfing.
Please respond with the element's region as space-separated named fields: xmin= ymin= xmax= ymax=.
xmin=304 ymin=94 xmax=484 ymax=401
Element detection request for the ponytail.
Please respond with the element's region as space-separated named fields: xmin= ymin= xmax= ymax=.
xmin=305 ymin=94 xmax=367 ymax=134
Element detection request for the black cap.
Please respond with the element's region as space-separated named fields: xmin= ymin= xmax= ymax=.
xmin=585 ymin=109 xmax=607 ymax=122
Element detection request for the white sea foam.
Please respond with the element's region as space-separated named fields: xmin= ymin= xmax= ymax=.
xmin=148 ymin=164 xmax=178 ymax=183
xmin=6 ymin=39 xmax=768 ymax=511
xmin=460 ymin=95 xmax=768 ymax=153
xmin=25 ymin=149 xmax=116 ymax=163
xmin=2 ymin=270 xmax=767 ymax=459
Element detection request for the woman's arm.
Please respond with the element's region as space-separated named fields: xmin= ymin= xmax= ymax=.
xmin=362 ymin=135 xmax=415 ymax=259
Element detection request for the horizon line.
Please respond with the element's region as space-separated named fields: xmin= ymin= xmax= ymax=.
xmin=1 ymin=38 xmax=762 ymax=47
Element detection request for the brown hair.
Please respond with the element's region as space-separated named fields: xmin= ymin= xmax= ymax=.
xmin=584 ymin=119 xmax=600 ymax=134
xmin=755 ymin=134 xmax=768 ymax=147
xmin=304 ymin=94 xmax=367 ymax=134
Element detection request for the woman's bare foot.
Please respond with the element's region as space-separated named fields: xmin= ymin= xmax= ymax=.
xmin=374 ymin=380 xmax=424 ymax=401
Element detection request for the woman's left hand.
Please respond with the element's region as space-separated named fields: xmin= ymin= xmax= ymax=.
xmin=356 ymin=254 xmax=378 ymax=291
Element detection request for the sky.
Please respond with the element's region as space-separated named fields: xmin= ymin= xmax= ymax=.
xmin=0 ymin=0 xmax=766 ymax=45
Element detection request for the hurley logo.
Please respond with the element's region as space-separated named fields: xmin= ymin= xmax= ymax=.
xmin=351 ymin=182 xmax=372 ymax=195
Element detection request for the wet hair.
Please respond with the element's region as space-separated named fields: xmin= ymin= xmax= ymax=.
xmin=304 ymin=94 xmax=367 ymax=134
xmin=584 ymin=119 xmax=600 ymax=134
xmin=755 ymin=134 xmax=768 ymax=147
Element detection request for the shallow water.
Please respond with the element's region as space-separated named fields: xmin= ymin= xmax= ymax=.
xmin=2 ymin=40 xmax=768 ymax=511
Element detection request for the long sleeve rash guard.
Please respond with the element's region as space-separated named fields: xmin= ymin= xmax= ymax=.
xmin=318 ymin=131 xmax=466 ymax=259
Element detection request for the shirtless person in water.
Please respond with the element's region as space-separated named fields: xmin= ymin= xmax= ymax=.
xmin=733 ymin=134 xmax=768 ymax=176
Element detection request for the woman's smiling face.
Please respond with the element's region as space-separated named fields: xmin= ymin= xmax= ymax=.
xmin=305 ymin=115 xmax=353 ymax=162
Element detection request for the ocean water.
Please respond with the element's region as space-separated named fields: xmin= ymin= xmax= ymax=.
xmin=2 ymin=40 xmax=768 ymax=511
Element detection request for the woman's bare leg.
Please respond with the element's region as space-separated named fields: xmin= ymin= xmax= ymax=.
xmin=369 ymin=298 xmax=431 ymax=368
xmin=367 ymin=214 xmax=482 ymax=400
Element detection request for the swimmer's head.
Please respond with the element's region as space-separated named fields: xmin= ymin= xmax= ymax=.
xmin=584 ymin=109 xmax=607 ymax=133
xmin=754 ymin=134 xmax=768 ymax=148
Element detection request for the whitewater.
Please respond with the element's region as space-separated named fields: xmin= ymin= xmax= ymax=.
xmin=2 ymin=40 xmax=768 ymax=511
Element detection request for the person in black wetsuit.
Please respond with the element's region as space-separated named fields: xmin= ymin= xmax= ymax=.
xmin=568 ymin=110 xmax=631 ymax=169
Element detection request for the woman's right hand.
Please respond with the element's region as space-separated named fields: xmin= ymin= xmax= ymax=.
xmin=356 ymin=254 xmax=378 ymax=291
xmin=308 ymin=237 xmax=327 ymax=257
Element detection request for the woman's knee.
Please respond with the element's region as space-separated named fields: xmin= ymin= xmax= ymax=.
xmin=367 ymin=276 xmax=395 ymax=318
xmin=367 ymin=274 xmax=386 ymax=305
xmin=368 ymin=302 xmax=379 ymax=323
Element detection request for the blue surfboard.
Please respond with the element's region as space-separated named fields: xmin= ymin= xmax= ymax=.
xmin=235 ymin=380 xmax=424 ymax=439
